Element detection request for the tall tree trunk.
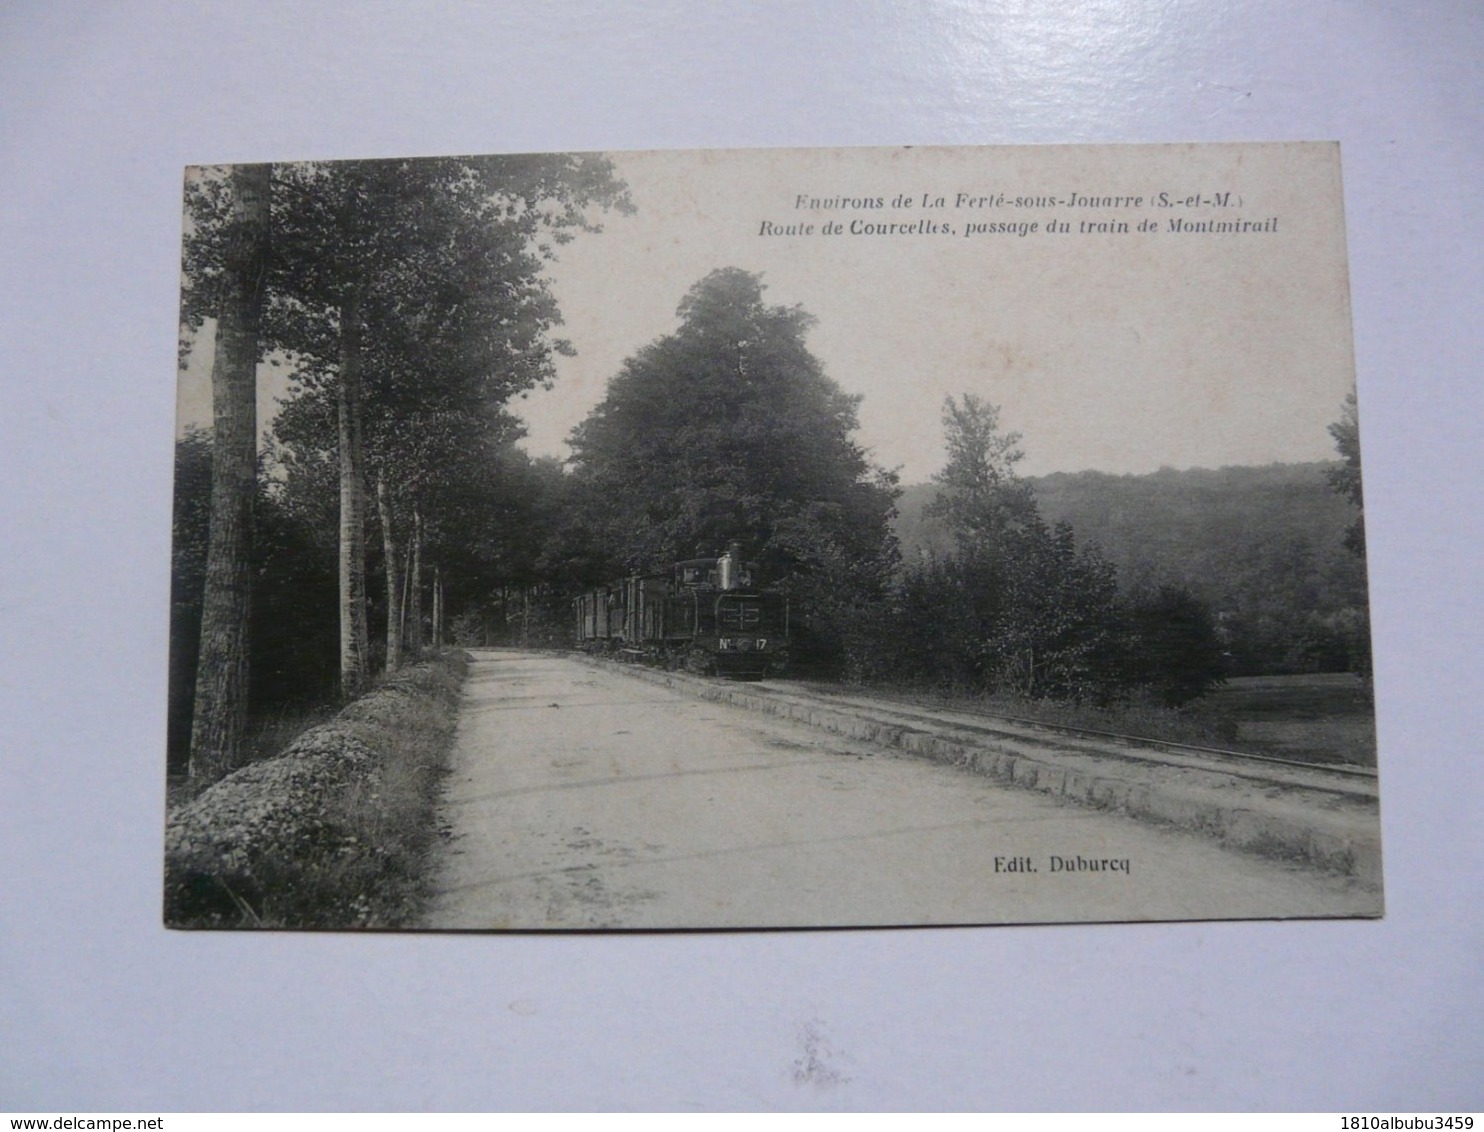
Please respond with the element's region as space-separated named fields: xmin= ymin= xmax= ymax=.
xmin=399 ymin=538 xmax=413 ymax=653
xmin=338 ymin=293 xmax=370 ymax=698
xmin=408 ymin=506 xmax=424 ymax=658
xmin=432 ymin=567 xmax=443 ymax=649
xmin=376 ymin=470 xmax=402 ymax=672
xmin=189 ymin=162 xmax=270 ymax=781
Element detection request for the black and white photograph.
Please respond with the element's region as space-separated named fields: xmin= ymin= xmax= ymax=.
xmin=165 ymin=142 xmax=1382 ymax=931
xmin=8 ymin=1 xmax=1484 ymax=1112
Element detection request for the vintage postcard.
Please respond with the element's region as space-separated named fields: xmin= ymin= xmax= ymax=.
xmin=166 ymin=142 xmax=1380 ymax=930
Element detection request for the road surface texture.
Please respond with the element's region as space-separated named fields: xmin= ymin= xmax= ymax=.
xmin=423 ymin=650 xmax=1380 ymax=930
xmin=608 ymin=663 xmax=1383 ymax=885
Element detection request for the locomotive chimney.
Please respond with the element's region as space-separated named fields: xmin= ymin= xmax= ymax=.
xmin=718 ymin=541 xmax=743 ymax=591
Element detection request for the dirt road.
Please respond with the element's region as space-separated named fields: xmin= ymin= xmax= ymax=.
xmin=422 ymin=650 xmax=1378 ymax=930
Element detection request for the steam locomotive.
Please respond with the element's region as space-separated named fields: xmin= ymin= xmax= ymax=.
xmin=573 ymin=544 xmax=789 ymax=677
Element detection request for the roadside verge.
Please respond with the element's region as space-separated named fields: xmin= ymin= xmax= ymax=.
xmin=164 ymin=652 xmax=468 ymax=929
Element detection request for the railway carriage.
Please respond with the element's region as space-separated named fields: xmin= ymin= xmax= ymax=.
xmin=574 ymin=545 xmax=789 ymax=677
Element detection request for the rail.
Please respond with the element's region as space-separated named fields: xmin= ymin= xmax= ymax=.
xmin=765 ymin=681 xmax=1379 ymax=797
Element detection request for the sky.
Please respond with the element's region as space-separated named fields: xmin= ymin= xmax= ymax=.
xmin=522 ymin=143 xmax=1357 ymax=482
xmin=179 ymin=143 xmax=1358 ymax=484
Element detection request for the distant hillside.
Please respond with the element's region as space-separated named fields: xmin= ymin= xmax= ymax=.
xmin=894 ymin=463 xmax=1370 ymax=673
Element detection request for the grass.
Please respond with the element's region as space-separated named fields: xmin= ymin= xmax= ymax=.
xmin=303 ymin=664 xmax=465 ymax=928
xmin=1196 ymin=673 xmax=1377 ymax=767
xmin=814 ymin=670 xmax=1377 ymax=768
xmin=164 ymin=651 xmax=469 ymax=930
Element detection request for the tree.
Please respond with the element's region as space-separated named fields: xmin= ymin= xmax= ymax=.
xmin=1326 ymin=390 xmax=1372 ymax=681
xmin=568 ymin=268 xmax=897 ymax=568
xmin=925 ymin=393 xmax=1038 ymax=553
xmin=989 ymin=520 xmax=1123 ymax=700
xmin=181 ymin=163 xmax=270 ymax=779
xmin=167 ymin=429 xmax=213 ymax=775
xmin=265 ymin=155 xmax=630 ymax=693
xmin=274 ymin=376 xmax=529 ymax=669
xmin=912 ymin=395 xmax=1140 ymax=702
xmin=1122 ymin=585 xmax=1226 ymax=706
xmin=170 ymin=430 xmax=343 ymax=770
xmin=565 ymin=268 xmax=900 ymax=666
xmin=250 ymin=463 xmax=341 ymax=712
xmin=1327 ymin=390 xmax=1365 ymax=558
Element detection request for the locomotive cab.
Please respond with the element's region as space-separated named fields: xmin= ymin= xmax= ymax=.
xmin=675 ymin=543 xmax=754 ymax=591
xmin=674 ymin=558 xmax=720 ymax=589
xmin=675 ymin=546 xmax=786 ymax=675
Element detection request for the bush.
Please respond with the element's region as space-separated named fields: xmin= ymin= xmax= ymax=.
xmin=164 ymin=652 xmax=468 ymax=929
xmin=1120 ymin=585 xmax=1227 ymax=707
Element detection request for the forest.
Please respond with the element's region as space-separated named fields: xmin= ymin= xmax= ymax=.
xmin=895 ymin=459 xmax=1371 ymax=678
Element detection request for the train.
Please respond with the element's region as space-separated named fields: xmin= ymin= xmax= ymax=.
xmin=573 ymin=544 xmax=789 ymax=677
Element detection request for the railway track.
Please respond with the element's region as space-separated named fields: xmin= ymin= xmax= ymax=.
xmin=579 ymin=654 xmax=1383 ymax=883
xmin=766 ymin=681 xmax=1378 ymax=798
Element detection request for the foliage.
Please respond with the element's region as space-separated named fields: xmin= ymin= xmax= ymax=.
xmin=253 ymin=155 xmax=629 ymax=688
xmin=168 ymin=436 xmax=341 ymax=776
xmin=925 ymin=393 xmax=1038 ymax=551
xmin=1326 ymin=390 xmax=1371 ymax=681
xmin=183 ymin=163 xmax=272 ymax=779
xmin=564 ymin=268 xmax=901 ymax=669
xmin=179 ymin=153 xmax=632 ymax=694
xmin=182 ymin=156 xmax=632 ymax=374
xmin=872 ymin=396 xmax=1225 ymax=705
xmin=986 ymin=520 xmax=1124 ymax=701
xmin=259 ymin=153 xmax=631 ymax=424
xmin=165 ymin=653 xmax=468 ymax=930
xmin=1120 ymin=585 xmax=1228 ymax=707
xmin=168 ymin=430 xmax=213 ymax=773
xmin=1327 ymin=390 xmax=1365 ymax=557
xmin=251 ymin=472 xmax=341 ymax=711
xmin=891 ymin=519 xmax=1131 ymax=701
xmin=896 ymin=459 xmax=1373 ymax=676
